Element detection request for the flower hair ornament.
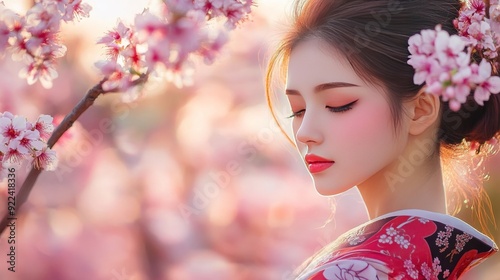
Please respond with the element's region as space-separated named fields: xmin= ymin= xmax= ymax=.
xmin=407 ymin=0 xmax=500 ymax=113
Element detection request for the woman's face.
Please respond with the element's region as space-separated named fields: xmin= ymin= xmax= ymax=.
xmin=286 ymin=38 xmax=409 ymax=195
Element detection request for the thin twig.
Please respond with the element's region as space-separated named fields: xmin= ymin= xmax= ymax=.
xmin=486 ymin=0 xmax=491 ymax=19
xmin=0 ymin=74 xmax=148 ymax=235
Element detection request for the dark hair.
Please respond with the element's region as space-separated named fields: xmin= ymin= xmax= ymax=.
xmin=267 ymin=0 xmax=500 ymax=145
xmin=266 ymin=0 xmax=500 ymax=235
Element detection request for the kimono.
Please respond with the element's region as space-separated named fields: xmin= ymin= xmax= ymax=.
xmin=295 ymin=209 xmax=497 ymax=280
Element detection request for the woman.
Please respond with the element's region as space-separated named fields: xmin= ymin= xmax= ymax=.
xmin=266 ymin=0 xmax=500 ymax=279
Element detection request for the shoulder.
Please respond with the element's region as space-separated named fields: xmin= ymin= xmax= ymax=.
xmin=295 ymin=209 xmax=497 ymax=280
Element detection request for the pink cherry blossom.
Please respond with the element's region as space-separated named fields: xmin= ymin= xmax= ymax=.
xmin=97 ymin=21 xmax=131 ymax=47
xmin=434 ymin=30 xmax=466 ymax=68
xmin=491 ymin=2 xmax=500 ymax=38
xmin=143 ymin=38 xmax=171 ymax=69
xmin=0 ymin=112 xmax=58 ymax=175
xmin=407 ymin=26 xmax=470 ymax=105
xmin=0 ymin=115 xmax=27 ymax=142
xmin=52 ymin=0 xmax=71 ymax=15
xmin=19 ymin=58 xmax=59 ymax=88
xmin=192 ymin=0 xmax=254 ymax=28
xmin=163 ymin=0 xmax=196 ymax=14
xmin=471 ymin=0 xmax=486 ymax=13
xmin=450 ymin=67 xmax=473 ymax=100
xmin=96 ymin=20 xmax=144 ymax=92
xmin=26 ymin=2 xmax=62 ymax=30
xmin=472 ymin=59 xmax=500 ymax=105
xmin=2 ymin=139 xmax=28 ymax=164
xmin=408 ymin=1 xmax=500 ymax=112
xmin=2 ymin=9 xmax=26 ymax=41
xmin=25 ymin=21 xmax=66 ymax=56
xmin=408 ymin=29 xmax=437 ymax=56
xmin=95 ymin=60 xmax=133 ymax=92
xmin=32 ymin=147 xmax=58 ymax=171
xmin=0 ymin=0 xmax=91 ymax=88
xmin=194 ymin=0 xmax=224 ymax=17
xmin=121 ymin=44 xmax=143 ymax=69
xmin=0 ymin=111 xmax=14 ymax=119
xmin=133 ymin=13 xmax=164 ymax=42
xmin=198 ymin=31 xmax=228 ymax=64
xmin=33 ymin=114 xmax=54 ymax=141
xmin=168 ymin=10 xmax=207 ymax=54
xmin=467 ymin=21 xmax=494 ymax=48
xmin=63 ymin=0 xmax=92 ymax=21
xmin=199 ymin=1 xmax=252 ymax=43
xmin=407 ymin=54 xmax=441 ymax=85
xmin=452 ymin=66 xmax=473 ymax=86
xmin=12 ymin=130 xmax=45 ymax=154
xmin=95 ymin=0 xmax=253 ymax=92
xmin=454 ymin=0 xmax=497 ymax=59
xmin=221 ymin=0 xmax=253 ymax=29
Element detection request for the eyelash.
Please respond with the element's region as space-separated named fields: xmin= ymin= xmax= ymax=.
xmin=287 ymin=100 xmax=358 ymax=119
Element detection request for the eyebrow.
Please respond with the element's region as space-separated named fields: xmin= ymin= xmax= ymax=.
xmin=285 ymin=82 xmax=359 ymax=95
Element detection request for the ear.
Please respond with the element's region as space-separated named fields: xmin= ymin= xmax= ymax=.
xmin=407 ymin=90 xmax=441 ymax=136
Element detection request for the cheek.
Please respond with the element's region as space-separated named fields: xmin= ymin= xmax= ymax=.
xmin=336 ymin=103 xmax=396 ymax=153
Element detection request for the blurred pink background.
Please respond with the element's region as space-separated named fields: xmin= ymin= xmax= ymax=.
xmin=0 ymin=1 xmax=499 ymax=279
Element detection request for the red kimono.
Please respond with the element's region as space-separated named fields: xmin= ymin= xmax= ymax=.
xmin=295 ymin=209 xmax=497 ymax=280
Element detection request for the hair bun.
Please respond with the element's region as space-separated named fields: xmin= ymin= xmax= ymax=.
xmin=440 ymin=92 xmax=500 ymax=145
xmin=466 ymin=92 xmax=500 ymax=143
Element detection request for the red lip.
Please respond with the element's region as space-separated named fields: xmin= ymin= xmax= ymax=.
xmin=305 ymin=154 xmax=335 ymax=173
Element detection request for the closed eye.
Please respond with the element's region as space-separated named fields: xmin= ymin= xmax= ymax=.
xmin=287 ymin=100 xmax=358 ymax=119
xmin=326 ymin=100 xmax=358 ymax=113
xmin=287 ymin=109 xmax=305 ymax=119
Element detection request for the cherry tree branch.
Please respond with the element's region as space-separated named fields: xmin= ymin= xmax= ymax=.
xmin=0 ymin=74 xmax=148 ymax=235
xmin=486 ymin=0 xmax=490 ymax=19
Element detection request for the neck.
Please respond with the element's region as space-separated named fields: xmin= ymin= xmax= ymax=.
xmin=357 ymin=145 xmax=446 ymax=220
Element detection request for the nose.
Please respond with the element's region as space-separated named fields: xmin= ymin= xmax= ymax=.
xmin=295 ymin=110 xmax=323 ymax=145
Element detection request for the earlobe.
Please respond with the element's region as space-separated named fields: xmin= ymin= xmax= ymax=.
xmin=408 ymin=90 xmax=441 ymax=136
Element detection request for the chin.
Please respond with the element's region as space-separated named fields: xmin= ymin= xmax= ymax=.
xmin=313 ymin=182 xmax=354 ymax=196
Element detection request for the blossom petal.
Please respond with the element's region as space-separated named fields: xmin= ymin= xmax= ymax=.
xmin=478 ymin=59 xmax=492 ymax=81
xmin=474 ymin=86 xmax=490 ymax=105
xmin=414 ymin=71 xmax=428 ymax=85
xmin=486 ymin=76 xmax=500 ymax=94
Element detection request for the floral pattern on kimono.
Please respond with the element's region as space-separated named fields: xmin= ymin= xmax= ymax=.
xmin=296 ymin=209 xmax=497 ymax=280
